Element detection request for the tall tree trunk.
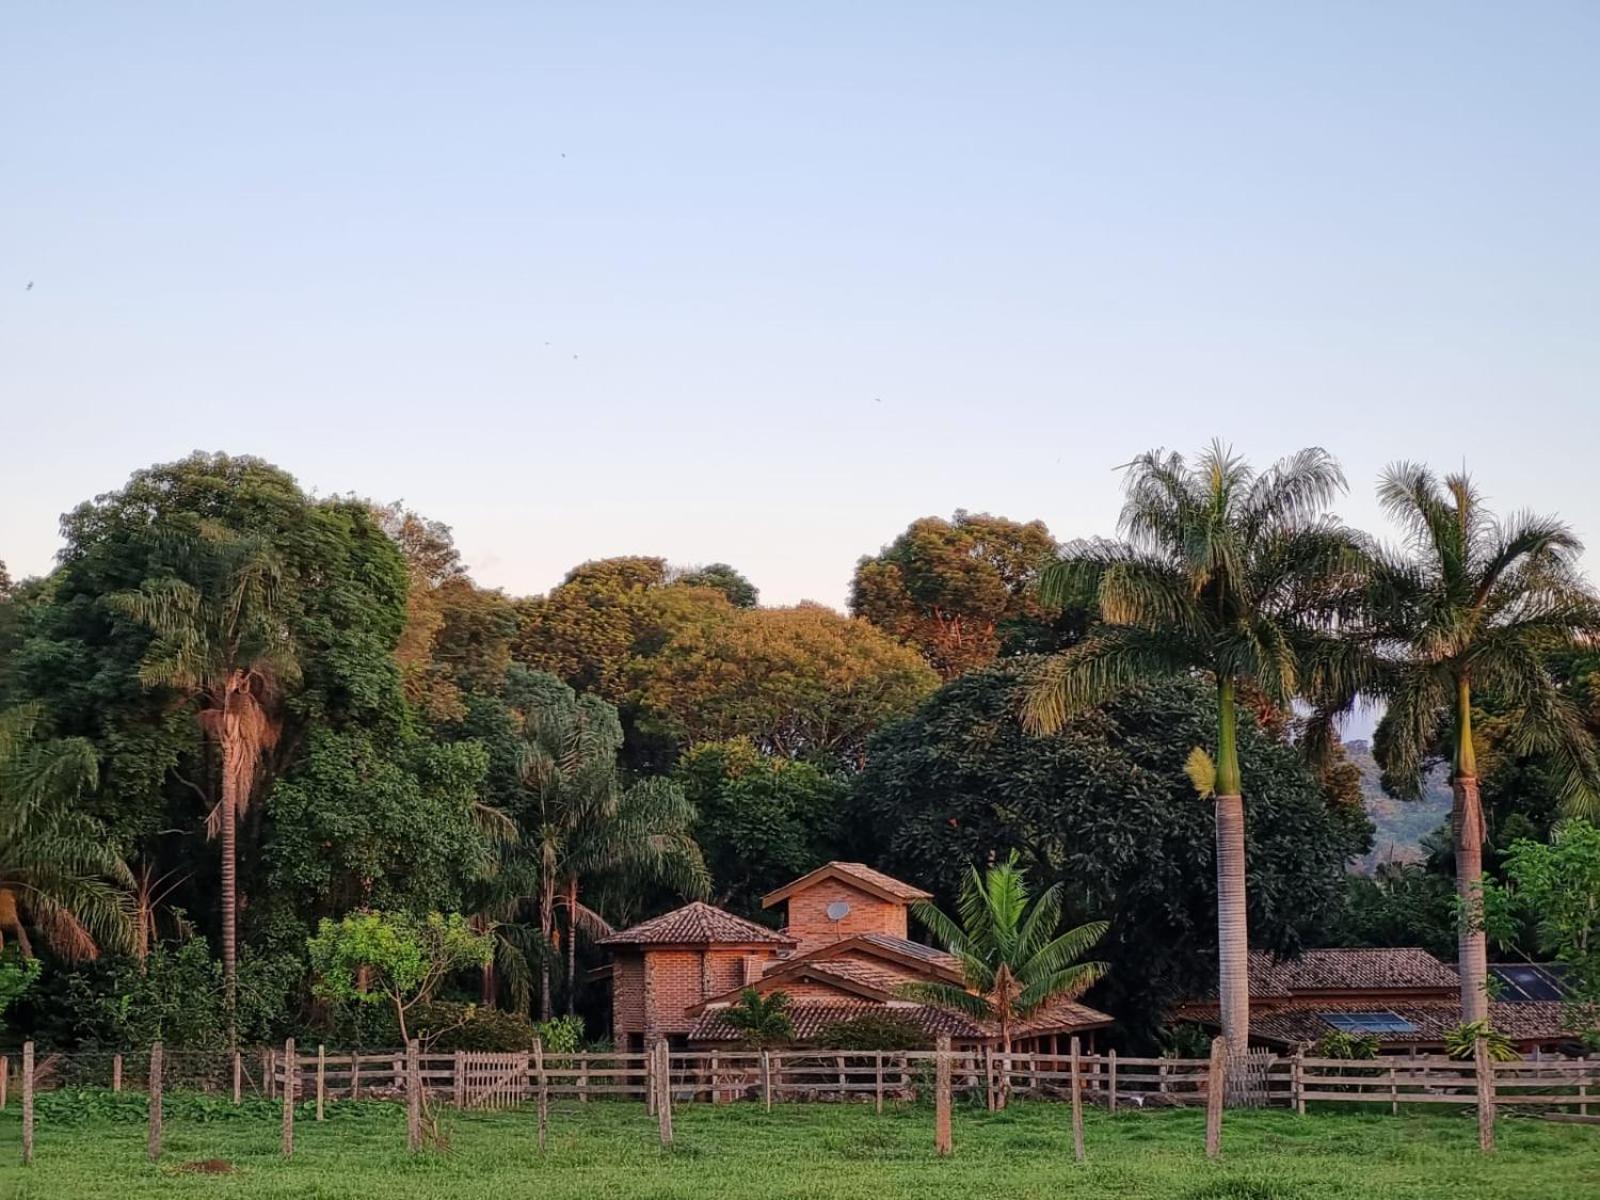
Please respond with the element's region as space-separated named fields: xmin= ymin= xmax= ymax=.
xmin=1214 ymin=676 xmax=1250 ymax=1053
xmin=565 ymin=877 xmax=579 ymax=1018
xmin=538 ymin=876 xmax=555 ymax=1021
xmin=1453 ymin=675 xmax=1489 ymax=1024
xmin=219 ymin=751 xmax=239 ymax=1047
xmin=480 ymin=957 xmax=498 ymax=1008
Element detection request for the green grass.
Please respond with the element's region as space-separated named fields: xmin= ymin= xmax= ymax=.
xmin=3 ymin=1096 xmax=1598 ymax=1199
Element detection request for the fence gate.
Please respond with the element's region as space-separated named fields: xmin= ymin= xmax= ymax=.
xmin=1227 ymin=1048 xmax=1278 ymax=1108
xmin=462 ymin=1052 xmax=528 ymax=1109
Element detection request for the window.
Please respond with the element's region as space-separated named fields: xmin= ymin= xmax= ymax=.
xmin=1320 ymin=1011 xmax=1417 ymax=1035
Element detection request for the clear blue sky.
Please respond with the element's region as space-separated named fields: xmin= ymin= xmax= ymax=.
xmin=4 ymin=2 xmax=1598 ymax=617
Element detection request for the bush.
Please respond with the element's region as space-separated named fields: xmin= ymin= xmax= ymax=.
xmin=408 ymin=1001 xmax=541 ymax=1052
xmin=29 ymin=938 xmax=227 ymax=1050
xmin=1445 ymin=1020 xmax=1518 ymax=1062
xmin=1313 ymin=1030 xmax=1379 ymax=1060
xmin=813 ymin=1011 xmax=930 ymax=1050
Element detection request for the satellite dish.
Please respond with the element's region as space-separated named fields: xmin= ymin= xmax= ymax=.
xmin=825 ymin=901 xmax=851 ymax=921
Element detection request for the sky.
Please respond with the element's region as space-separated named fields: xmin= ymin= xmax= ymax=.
xmin=4 ymin=2 xmax=1599 ymax=623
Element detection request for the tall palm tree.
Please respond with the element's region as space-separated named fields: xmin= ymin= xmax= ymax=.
xmin=1331 ymin=465 xmax=1600 ymax=1022
xmin=0 ymin=705 xmax=133 ymax=960
xmin=907 ymin=854 xmax=1107 ymax=1058
xmin=1024 ymin=443 xmax=1361 ymax=1049
xmin=110 ymin=526 xmax=299 ymax=1034
xmin=510 ymin=673 xmax=708 ymax=1017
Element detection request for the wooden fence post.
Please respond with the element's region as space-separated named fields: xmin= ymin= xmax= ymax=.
xmin=875 ymin=1051 xmax=884 ymax=1114
xmin=1 ymin=1054 xmax=8 ymax=1111
xmin=233 ymin=1049 xmax=243 ymax=1105
xmin=1580 ymin=1054 xmax=1589 ymax=1118
xmin=1069 ymin=1037 xmax=1085 ymax=1164
xmin=112 ymin=1053 xmax=123 ymax=1093
xmin=147 ymin=1041 xmax=163 ymax=1162
xmin=1205 ymin=1037 xmax=1226 ymax=1160
xmin=262 ymin=1048 xmax=273 ymax=1100
xmin=646 ymin=1041 xmax=657 ymax=1116
xmin=578 ymin=1052 xmax=589 ymax=1103
xmin=281 ymin=1038 xmax=296 ymax=1157
xmin=406 ymin=1040 xmax=422 ymax=1154
xmin=316 ymin=1044 xmax=326 ymax=1121
xmin=1389 ymin=1061 xmax=1398 ymax=1117
xmin=761 ymin=1049 xmax=773 ymax=1112
xmin=934 ymin=1036 xmax=953 ymax=1157
xmin=656 ymin=1040 xmax=674 ymax=1148
xmin=534 ymin=1038 xmax=548 ymax=1152
xmin=21 ymin=1042 xmax=34 ymax=1167
xmin=453 ymin=1049 xmax=465 ymax=1109
xmin=1475 ymin=1038 xmax=1496 ymax=1155
xmin=1292 ymin=1050 xmax=1305 ymax=1115
xmin=1108 ymin=1049 xmax=1118 ymax=1116
xmin=351 ymin=1052 xmax=362 ymax=1102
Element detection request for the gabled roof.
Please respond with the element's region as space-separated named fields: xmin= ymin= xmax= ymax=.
xmin=597 ymin=901 xmax=794 ymax=947
xmin=761 ymin=862 xmax=933 ymax=909
xmin=1248 ymin=948 xmax=1458 ymax=996
xmin=799 ymin=933 xmax=964 ymax=982
xmin=692 ymin=960 xmax=906 ymax=1013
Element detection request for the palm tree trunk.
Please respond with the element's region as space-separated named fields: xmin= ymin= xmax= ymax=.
xmin=565 ymin=877 xmax=579 ymax=1017
xmin=481 ymin=957 xmax=498 ymax=1008
xmin=219 ymin=756 xmax=239 ymax=1047
xmin=1452 ymin=675 xmax=1489 ymax=1024
xmin=1214 ymin=677 xmax=1250 ymax=1053
xmin=539 ymin=876 xmax=555 ymax=1021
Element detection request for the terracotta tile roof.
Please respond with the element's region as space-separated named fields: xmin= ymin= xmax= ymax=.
xmin=689 ymin=1001 xmax=984 ymax=1043
xmin=1011 ymin=993 xmax=1116 ymax=1036
xmin=597 ymin=902 xmax=793 ymax=946
xmin=762 ymin=862 xmax=933 ymax=908
xmin=1186 ymin=999 xmax=1574 ymax=1048
xmin=853 ymin=933 xmax=962 ymax=973
xmin=1248 ymin=948 xmax=1459 ymax=996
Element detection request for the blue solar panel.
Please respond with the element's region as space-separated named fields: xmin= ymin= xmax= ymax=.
xmin=1321 ymin=1011 xmax=1418 ymax=1035
xmin=1490 ymin=964 xmax=1568 ymax=1002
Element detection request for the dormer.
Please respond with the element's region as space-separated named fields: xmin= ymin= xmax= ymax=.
xmin=761 ymin=862 xmax=932 ymax=953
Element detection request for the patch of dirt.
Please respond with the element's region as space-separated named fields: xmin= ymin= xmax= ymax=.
xmin=178 ymin=1159 xmax=236 ymax=1175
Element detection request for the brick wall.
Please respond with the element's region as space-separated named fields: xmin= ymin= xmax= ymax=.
xmin=784 ymin=879 xmax=908 ymax=952
xmin=612 ymin=952 xmax=645 ymax=1036
xmin=635 ymin=947 xmax=772 ymax=1035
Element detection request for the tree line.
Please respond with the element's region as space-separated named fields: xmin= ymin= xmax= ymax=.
xmin=1 ymin=446 xmax=1596 ymax=1053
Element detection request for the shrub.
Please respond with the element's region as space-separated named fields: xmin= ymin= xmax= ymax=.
xmin=1313 ymin=1030 xmax=1380 ymax=1060
xmin=1159 ymin=1022 xmax=1213 ymax=1060
xmin=535 ymin=1015 xmax=585 ymax=1054
xmin=813 ymin=1011 xmax=930 ymax=1051
xmin=1445 ymin=1020 xmax=1518 ymax=1062
xmin=409 ymin=1001 xmax=540 ymax=1052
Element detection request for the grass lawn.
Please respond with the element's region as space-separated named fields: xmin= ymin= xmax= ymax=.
xmin=3 ymin=1095 xmax=1599 ymax=1199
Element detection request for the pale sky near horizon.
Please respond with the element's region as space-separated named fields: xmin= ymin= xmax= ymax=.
xmin=4 ymin=3 xmax=1599 ymax=625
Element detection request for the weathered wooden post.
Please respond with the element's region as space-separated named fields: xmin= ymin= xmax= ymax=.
xmin=1 ymin=1053 xmax=8 ymax=1111
xmin=1580 ymin=1054 xmax=1589 ymax=1118
xmin=1205 ymin=1036 xmax=1226 ymax=1160
xmin=578 ymin=1052 xmax=590 ymax=1103
xmin=934 ymin=1036 xmax=953 ymax=1158
xmin=281 ymin=1038 xmax=296 ymax=1157
xmin=232 ymin=1049 xmax=243 ymax=1105
xmin=351 ymin=1052 xmax=362 ymax=1101
xmin=656 ymin=1040 xmax=674 ymax=1148
xmin=1292 ymin=1049 xmax=1305 ymax=1115
xmin=262 ymin=1047 xmax=273 ymax=1100
xmin=1069 ymin=1037 xmax=1085 ymax=1164
xmin=112 ymin=1053 xmax=123 ymax=1093
xmin=147 ymin=1041 xmax=164 ymax=1162
xmin=1389 ymin=1061 xmax=1398 ymax=1116
xmin=1108 ymin=1049 xmax=1118 ymax=1115
xmin=534 ymin=1039 xmax=549 ymax=1152
xmin=645 ymin=1039 xmax=657 ymax=1116
xmin=21 ymin=1042 xmax=34 ymax=1166
xmin=875 ymin=1051 xmax=884 ymax=1114
xmin=761 ymin=1049 xmax=773 ymax=1112
xmin=1475 ymin=1038 xmax=1496 ymax=1155
xmin=406 ymin=1040 xmax=422 ymax=1154
xmin=316 ymin=1044 xmax=327 ymax=1121
xmin=452 ymin=1049 xmax=465 ymax=1108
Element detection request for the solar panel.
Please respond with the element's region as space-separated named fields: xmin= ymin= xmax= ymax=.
xmin=1321 ymin=1011 xmax=1418 ymax=1035
xmin=1489 ymin=964 xmax=1568 ymax=1002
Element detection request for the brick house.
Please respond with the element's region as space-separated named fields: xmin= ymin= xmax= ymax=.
xmin=1174 ymin=947 xmax=1574 ymax=1054
xmin=598 ymin=861 xmax=1114 ymax=1051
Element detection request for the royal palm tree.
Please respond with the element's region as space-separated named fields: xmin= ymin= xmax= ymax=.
xmin=510 ymin=672 xmax=708 ymax=1017
xmin=907 ymin=854 xmax=1108 ymax=1061
xmin=1024 ymin=443 xmax=1362 ymax=1050
xmin=110 ymin=526 xmax=299 ymax=1034
xmin=1330 ymin=465 xmax=1600 ymax=1022
xmin=0 ymin=704 xmax=133 ymax=960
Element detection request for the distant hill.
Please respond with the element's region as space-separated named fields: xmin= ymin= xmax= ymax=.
xmin=1342 ymin=739 xmax=1451 ymax=874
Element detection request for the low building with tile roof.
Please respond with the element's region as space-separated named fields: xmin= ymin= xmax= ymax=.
xmin=1175 ymin=947 xmax=1575 ymax=1054
xmin=601 ymin=861 xmax=1113 ymax=1052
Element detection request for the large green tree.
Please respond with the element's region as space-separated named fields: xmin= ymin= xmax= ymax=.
xmin=1334 ymin=466 xmax=1600 ymax=1022
xmin=1023 ymin=444 xmax=1360 ymax=1050
xmin=851 ymin=512 xmax=1068 ymax=678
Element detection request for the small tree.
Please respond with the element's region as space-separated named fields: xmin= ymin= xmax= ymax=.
xmin=308 ymin=911 xmax=492 ymax=1044
xmin=1445 ymin=1020 xmax=1518 ymax=1062
xmin=906 ymin=853 xmax=1108 ymax=1056
xmin=720 ymin=988 xmax=794 ymax=1049
xmin=1481 ymin=820 xmax=1600 ymax=1047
